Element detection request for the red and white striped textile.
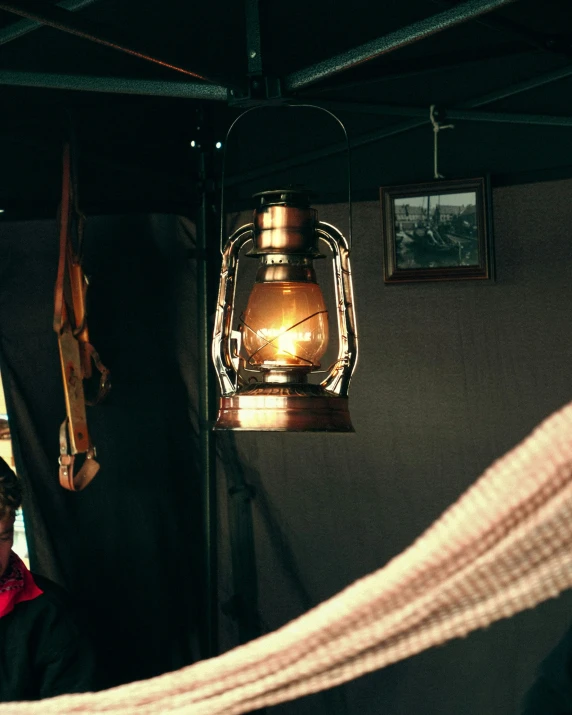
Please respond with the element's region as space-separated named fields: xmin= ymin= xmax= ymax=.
xmin=4 ymin=400 xmax=572 ymax=714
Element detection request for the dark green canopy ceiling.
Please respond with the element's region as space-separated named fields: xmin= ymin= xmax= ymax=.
xmin=0 ymin=0 xmax=571 ymax=218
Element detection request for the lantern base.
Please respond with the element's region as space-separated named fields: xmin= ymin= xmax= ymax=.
xmin=214 ymin=383 xmax=354 ymax=432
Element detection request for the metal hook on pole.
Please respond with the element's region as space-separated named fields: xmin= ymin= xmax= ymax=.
xmin=430 ymin=104 xmax=454 ymax=179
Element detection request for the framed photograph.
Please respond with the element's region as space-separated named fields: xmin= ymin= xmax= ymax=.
xmin=380 ymin=177 xmax=492 ymax=283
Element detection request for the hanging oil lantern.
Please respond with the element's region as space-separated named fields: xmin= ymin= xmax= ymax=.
xmin=212 ymin=187 xmax=358 ymax=431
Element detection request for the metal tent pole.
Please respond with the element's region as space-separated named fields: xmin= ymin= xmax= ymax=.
xmin=196 ymin=139 xmax=220 ymax=659
xmin=0 ymin=71 xmax=228 ymax=100
xmin=0 ymin=0 xmax=223 ymax=84
xmin=430 ymin=0 xmax=562 ymax=54
xmin=0 ymin=0 xmax=99 ymax=45
xmin=305 ymin=44 xmax=532 ymax=94
xmin=220 ymin=0 xmax=267 ymax=653
xmin=284 ymin=0 xmax=518 ymax=92
xmin=219 ymin=434 xmax=262 ymax=646
xmin=307 ymin=100 xmax=572 ymax=128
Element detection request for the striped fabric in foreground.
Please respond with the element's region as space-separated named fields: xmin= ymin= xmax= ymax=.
xmin=4 ymin=401 xmax=572 ymax=714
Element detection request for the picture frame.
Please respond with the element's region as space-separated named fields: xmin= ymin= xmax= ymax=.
xmin=380 ymin=177 xmax=492 ymax=283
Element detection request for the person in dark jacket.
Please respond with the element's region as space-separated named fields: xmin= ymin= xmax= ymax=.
xmin=0 ymin=457 xmax=98 ymax=702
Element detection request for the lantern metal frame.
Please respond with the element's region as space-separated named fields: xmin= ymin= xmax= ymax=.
xmin=212 ymin=211 xmax=358 ymax=429
xmin=212 ymin=105 xmax=358 ymax=431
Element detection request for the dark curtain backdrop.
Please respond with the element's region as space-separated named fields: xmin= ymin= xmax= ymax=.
xmin=0 ymin=214 xmax=203 ymax=687
xmin=1 ymin=179 xmax=572 ymax=713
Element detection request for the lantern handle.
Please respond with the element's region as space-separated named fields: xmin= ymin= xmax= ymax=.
xmin=212 ymin=223 xmax=254 ymax=396
xmin=316 ymin=223 xmax=358 ymax=398
xmin=220 ymin=104 xmax=352 ymax=254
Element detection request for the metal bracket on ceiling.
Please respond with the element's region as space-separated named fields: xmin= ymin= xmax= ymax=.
xmin=228 ymin=75 xmax=284 ymax=108
xmin=230 ymin=0 xmax=285 ymax=108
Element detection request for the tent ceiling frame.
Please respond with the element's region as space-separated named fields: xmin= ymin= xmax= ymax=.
xmin=226 ymin=63 xmax=572 ymax=186
xmin=245 ymin=0 xmax=263 ymax=76
xmin=303 ymin=43 xmax=536 ymax=94
xmin=1 ymin=0 xmax=520 ymax=97
xmin=309 ymin=100 xmax=572 ymax=128
xmin=0 ymin=70 xmax=228 ymax=100
xmin=0 ymin=0 xmax=99 ymax=46
xmin=0 ymin=0 xmax=570 ymax=187
xmin=1 ymin=69 xmax=570 ymax=131
xmin=0 ymin=0 xmax=223 ymax=84
xmin=429 ymin=0 xmax=572 ymax=56
xmin=283 ymin=0 xmax=519 ymax=92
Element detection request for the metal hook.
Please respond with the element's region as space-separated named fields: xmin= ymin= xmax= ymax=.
xmin=430 ymin=104 xmax=454 ymax=180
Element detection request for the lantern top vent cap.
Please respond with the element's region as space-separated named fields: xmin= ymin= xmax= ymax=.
xmin=253 ymin=187 xmax=317 ymax=209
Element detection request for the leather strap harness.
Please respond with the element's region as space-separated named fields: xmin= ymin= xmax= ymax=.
xmin=53 ymin=142 xmax=110 ymax=491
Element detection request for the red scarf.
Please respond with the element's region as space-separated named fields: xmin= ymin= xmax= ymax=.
xmin=0 ymin=552 xmax=43 ymax=619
